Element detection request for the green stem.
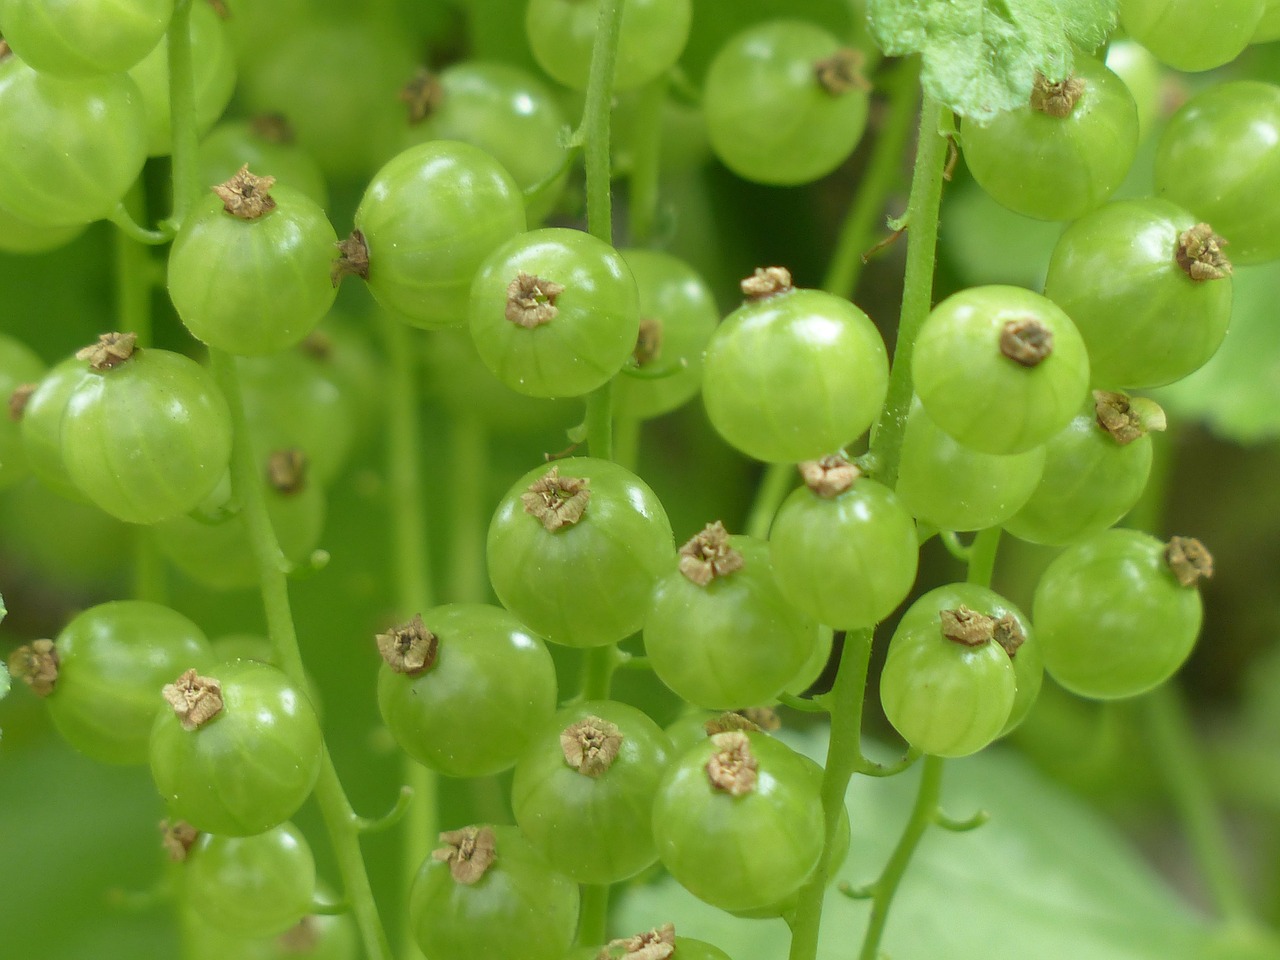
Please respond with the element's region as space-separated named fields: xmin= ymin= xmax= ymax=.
xmin=577 ymin=882 xmax=611 ymax=949
xmin=166 ymin=0 xmax=199 ymax=226
xmin=613 ymin=414 xmax=641 ymax=472
xmin=113 ymin=185 xmax=153 ymax=347
xmin=208 ymin=349 xmax=392 ymax=960
xmin=1143 ymin=685 xmax=1254 ymax=926
xmin=585 ymin=381 xmax=614 ymax=461
xmin=857 ymin=755 xmax=946 ymax=960
xmin=868 ymin=94 xmax=949 ymax=490
xmin=964 ymin=527 xmax=1001 ymax=587
xmin=627 ymin=75 xmax=667 ymax=245
xmin=579 ymin=645 xmax=620 ymax=702
xmin=447 ymin=411 xmax=491 ymax=605
xmin=377 ymin=315 xmax=438 ymax=960
xmin=820 ymin=61 xmax=921 ymax=299
xmin=580 ymin=0 xmax=623 ymax=244
xmin=744 ymin=462 xmax=795 ymax=539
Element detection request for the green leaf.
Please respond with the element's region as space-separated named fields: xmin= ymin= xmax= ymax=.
xmin=866 ymin=0 xmax=1119 ymax=121
xmin=1157 ymin=262 xmax=1280 ymax=445
xmin=616 ymin=729 xmax=1211 ymax=960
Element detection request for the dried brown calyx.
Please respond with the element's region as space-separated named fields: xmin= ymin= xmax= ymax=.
xmin=8 ymin=639 xmax=58 ymax=697
xmin=1000 ymin=318 xmax=1053 ymax=367
xmin=400 ymin=67 xmax=445 ymax=124
xmin=601 ymin=923 xmax=677 ymax=960
xmin=277 ymin=916 xmax=320 ymax=954
xmin=678 ymin=521 xmax=744 ymax=586
xmin=0 ymin=38 xmax=12 ymax=61
xmin=1176 ymin=223 xmax=1233 ymax=282
xmin=561 ymin=715 xmax=624 ymax=777
xmin=267 ymin=449 xmax=309 ymax=496
xmin=205 ymin=0 xmax=230 ymax=19
xmin=992 ymin=613 xmax=1026 ymax=659
xmin=705 ymin=707 xmax=781 ymax=736
xmin=940 ymin=606 xmax=997 ymax=647
xmin=1030 ymin=72 xmax=1086 ymax=118
xmin=376 ymin=614 xmax=438 ymax=675
xmin=1164 ymin=536 xmax=1214 ymax=587
xmin=214 ymin=165 xmax=277 ymax=220
xmin=506 ymin=272 xmax=565 ymax=328
xmin=160 ymin=819 xmax=200 ymax=862
xmin=8 ymin=383 xmax=35 ymax=422
xmin=705 ymin=731 xmax=758 ymax=796
xmin=633 ymin=317 xmax=663 ymax=367
xmin=76 ymin=331 xmax=138 ymax=371
xmin=521 ymin=466 xmax=591 ymax=531
xmin=740 ymin=266 xmax=793 ymax=300
xmin=163 ymin=669 xmax=224 ymax=731
xmin=798 ymin=454 xmax=860 ymax=498
xmin=331 ymin=229 xmax=370 ymax=286
xmin=432 ymin=825 xmax=497 ymax=884
xmin=814 ymin=47 xmax=869 ymax=95
xmin=250 ymin=112 xmax=295 ymax=145
xmin=1093 ymin=390 xmax=1167 ymax=445
xmin=299 ymin=330 xmax=333 ymax=361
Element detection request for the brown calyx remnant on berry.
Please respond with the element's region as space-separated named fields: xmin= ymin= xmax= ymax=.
xmin=940 ymin=606 xmax=997 ymax=647
xmin=250 ymin=112 xmax=295 ymax=145
xmin=678 ymin=521 xmax=744 ymax=586
xmin=603 ymin=923 xmax=678 ymax=960
xmin=376 ymin=614 xmax=438 ymax=675
xmin=633 ymin=317 xmax=664 ymax=367
xmin=400 ymin=67 xmax=445 ymax=125
xmin=706 ymin=731 xmax=759 ymax=796
xmin=1176 ymin=223 xmax=1233 ymax=282
xmin=1030 ymin=72 xmax=1086 ymax=118
xmin=432 ymin=825 xmax=497 ymax=885
xmin=76 ymin=331 xmax=138 ymax=371
xmin=740 ymin=266 xmax=793 ymax=301
xmin=277 ymin=916 xmax=320 ymax=954
xmin=1093 ymin=390 xmax=1167 ymax=445
xmin=1164 ymin=536 xmax=1214 ymax=587
xmin=992 ymin=613 xmax=1026 ymax=659
xmin=331 ymin=229 xmax=371 ymax=286
xmin=267 ymin=449 xmax=309 ymax=496
xmin=205 ymin=0 xmax=230 ymax=19
xmin=521 ymin=466 xmax=591 ymax=531
xmin=506 ymin=272 xmax=566 ymax=328
xmin=815 ymin=47 xmax=870 ymax=96
xmin=163 ymin=669 xmax=224 ymax=731
xmin=798 ymin=454 xmax=861 ymax=498
xmin=214 ymin=164 xmax=277 ymax=220
xmin=1000 ymin=318 xmax=1054 ymax=367
xmin=8 ymin=639 xmax=58 ymax=697
xmin=0 ymin=38 xmax=11 ymax=61
xmin=704 ymin=711 xmax=760 ymax=736
xmin=160 ymin=819 xmax=200 ymax=862
xmin=299 ymin=330 xmax=333 ymax=361
xmin=740 ymin=705 xmax=782 ymax=731
xmin=561 ymin=715 xmax=624 ymax=778
xmin=8 ymin=383 xmax=35 ymax=422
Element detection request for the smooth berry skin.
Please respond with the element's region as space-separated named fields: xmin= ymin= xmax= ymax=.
xmin=651 ymin=732 xmax=825 ymax=912
xmin=1155 ymin=82 xmax=1280 ymax=266
xmin=1119 ymin=0 xmax=1263 ymax=73
xmin=896 ymin=401 xmax=1046 ymax=533
xmin=701 ymin=288 xmax=889 ymax=464
xmin=645 ymin=536 xmax=818 ymax=710
xmin=409 ymin=825 xmax=579 ymax=960
xmin=0 ymin=334 xmax=46 ymax=492
xmin=1033 ymin=529 xmax=1204 ymax=700
xmin=880 ymin=595 xmax=1017 ymax=758
xmin=769 ymin=476 xmax=917 ymax=630
xmin=1003 ymin=401 xmax=1154 ymax=547
xmin=357 ymin=140 xmax=527 ymax=329
xmin=150 ymin=660 xmax=324 ymax=837
xmin=961 ymin=57 xmax=1139 ymax=222
xmin=61 ymin=348 xmax=233 ymax=525
xmin=184 ymin=822 xmax=316 ymax=939
xmin=913 ymin=285 xmax=1090 ymax=455
xmin=487 ymin=458 xmax=675 ymax=648
xmin=0 ymin=203 xmax=85 ymax=255
xmin=18 ymin=355 xmax=93 ymax=502
xmin=0 ymin=0 xmax=172 ymax=77
xmin=470 ymin=228 xmax=641 ymax=399
xmin=511 ymin=700 xmax=672 ymax=884
xmin=895 ymin=584 xmax=1042 ymax=738
xmin=704 ymin=20 xmax=869 ymax=186
xmin=1043 ymin=199 xmax=1234 ymax=388
xmin=46 ymin=601 xmax=214 ymax=765
xmin=376 ymin=604 xmax=558 ymax=778
xmin=169 ymin=186 xmax=339 ymax=356
xmin=0 ymin=56 xmax=147 ymax=227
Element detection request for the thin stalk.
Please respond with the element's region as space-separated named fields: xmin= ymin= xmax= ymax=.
xmin=577 ymin=882 xmax=611 ymax=948
xmin=964 ymin=527 xmax=1001 ymax=587
xmin=1144 ymin=685 xmax=1254 ymax=926
xmin=377 ymin=316 xmax=438 ymax=960
xmin=821 ymin=61 xmax=921 ymax=299
xmin=613 ymin=414 xmax=641 ymax=472
xmin=868 ymin=94 xmax=949 ymax=489
xmin=166 ymin=0 xmax=199 ymax=226
xmin=447 ymin=411 xmax=491 ymax=605
xmin=585 ymin=381 xmax=614 ymax=461
xmin=627 ymin=75 xmax=667 ymax=245
xmin=209 ymin=349 xmax=392 ymax=960
xmin=745 ymin=463 xmax=795 ymax=539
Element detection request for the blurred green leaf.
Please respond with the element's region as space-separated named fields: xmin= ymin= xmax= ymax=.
xmin=1158 ymin=262 xmax=1280 ymax=445
xmin=616 ymin=728 xmax=1209 ymax=960
xmin=867 ymin=0 xmax=1118 ymax=121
